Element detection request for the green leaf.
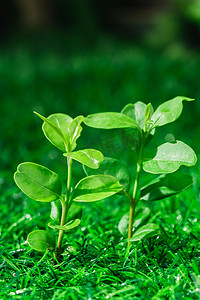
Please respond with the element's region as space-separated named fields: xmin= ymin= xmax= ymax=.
xmin=121 ymin=103 xmax=135 ymax=119
xmin=143 ymin=141 xmax=197 ymax=174
xmin=118 ymin=207 xmax=150 ymax=237
xmin=122 ymin=101 xmax=147 ymax=130
xmin=129 ymin=223 xmax=160 ymax=242
xmin=35 ymin=112 xmax=73 ymax=152
xmin=132 ymin=101 xmax=147 ymax=130
xmin=145 ymin=103 xmax=154 ymax=123
xmin=73 ymin=175 xmax=123 ymax=202
xmin=35 ymin=112 xmax=72 ymax=152
xmin=27 ymin=230 xmax=55 ymax=252
xmin=48 ymin=219 xmax=81 ymax=231
xmin=50 ymin=200 xmax=62 ymax=223
xmin=121 ymin=102 xmax=154 ymax=151
xmin=140 ymin=171 xmax=193 ymax=201
xmin=151 ymin=96 xmax=194 ymax=128
xmin=66 ymin=203 xmax=82 ymax=223
xmin=84 ymin=112 xmax=138 ymax=129
xmin=64 ymin=149 xmax=104 ymax=169
xmin=83 ymin=157 xmax=131 ymax=191
xmin=68 ymin=115 xmax=84 ymax=151
xmin=14 ymin=162 xmax=62 ymax=202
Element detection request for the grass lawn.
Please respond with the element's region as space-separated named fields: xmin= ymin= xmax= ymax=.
xmin=0 ymin=32 xmax=200 ymax=299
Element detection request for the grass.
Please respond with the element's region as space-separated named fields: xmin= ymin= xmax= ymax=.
xmin=1 ymin=32 xmax=200 ymax=299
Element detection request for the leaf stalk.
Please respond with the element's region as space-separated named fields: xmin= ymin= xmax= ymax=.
xmin=56 ymin=157 xmax=72 ymax=258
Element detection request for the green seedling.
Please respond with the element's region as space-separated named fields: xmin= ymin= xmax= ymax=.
xmin=84 ymin=96 xmax=197 ymax=247
xmin=14 ymin=113 xmax=123 ymax=259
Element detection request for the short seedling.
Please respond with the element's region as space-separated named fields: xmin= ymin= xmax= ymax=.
xmin=84 ymin=97 xmax=197 ymax=247
xmin=14 ymin=113 xmax=123 ymax=260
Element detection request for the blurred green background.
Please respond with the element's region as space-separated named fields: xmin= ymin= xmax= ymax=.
xmin=1 ymin=0 xmax=200 ymax=179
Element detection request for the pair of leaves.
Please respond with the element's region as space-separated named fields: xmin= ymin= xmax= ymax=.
xmin=35 ymin=112 xmax=105 ymax=170
xmin=14 ymin=162 xmax=123 ymax=203
xmin=84 ymin=96 xmax=194 ymax=132
xmin=84 ymin=97 xmax=194 ymax=155
xmin=48 ymin=219 xmax=81 ymax=231
xmin=35 ymin=112 xmax=84 ymax=152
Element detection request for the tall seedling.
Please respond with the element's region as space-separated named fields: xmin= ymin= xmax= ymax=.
xmin=14 ymin=113 xmax=123 ymax=259
xmin=84 ymin=97 xmax=197 ymax=246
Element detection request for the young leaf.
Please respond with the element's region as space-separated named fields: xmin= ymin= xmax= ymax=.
xmin=73 ymin=175 xmax=123 ymax=202
xmin=128 ymin=223 xmax=160 ymax=242
xmin=35 ymin=112 xmax=72 ymax=152
xmin=122 ymin=101 xmax=147 ymax=130
xmin=83 ymin=157 xmax=131 ymax=191
xmin=140 ymin=171 xmax=193 ymax=201
xmin=14 ymin=162 xmax=62 ymax=202
xmin=64 ymin=149 xmax=104 ymax=169
xmin=121 ymin=103 xmax=135 ymax=119
xmin=132 ymin=101 xmax=147 ymax=130
xmin=145 ymin=103 xmax=154 ymax=123
xmin=27 ymin=230 xmax=55 ymax=252
xmin=50 ymin=200 xmax=62 ymax=223
xmin=143 ymin=141 xmax=197 ymax=174
xmin=84 ymin=112 xmax=138 ymax=129
xmin=118 ymin=207 xmax=150 ymax=237
xmin=36 ymin=112 xmax=74 ymax=152
xmin=48 ymin=219 xmax=81 ymax=231
xmin=68 ymin=116 xmax=84 ymax=151
xmin=66 ymin=202 xmax=82 ymax=223
xmin=151 ymin=96 xmax=194 ymax=128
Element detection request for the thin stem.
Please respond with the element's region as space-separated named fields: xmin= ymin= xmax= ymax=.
xmin=127 ymin=137 xmax=145 ymax=247
xmin=56 ymin=157 xmax=72 ymax=258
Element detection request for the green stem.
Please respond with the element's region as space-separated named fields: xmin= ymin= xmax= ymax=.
xmin=127 ymin=137 xmax=144 ymax=247
xmin=56 ymin=157 xmax=72 ymax=258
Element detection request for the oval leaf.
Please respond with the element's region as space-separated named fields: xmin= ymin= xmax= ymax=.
xmin=48 ymin=219 xmax=81 ymax=231
xmin=73 ymin=174 xmax=123 ymax=202
xmin=118 ymin=207 xmax=150 ymax=237
xmin=27 ymin=230 xmax=55 ymax=252
xmin=14 ymin=162 xmax=62 ymax=202
xmin=84 ymin=112 xmax=138 ymax=129
xmin=37 ymin=112 xmax=73 ymax=152
xmin=151 ymin=96 xmax=194 ymax=128
xmin=83 ymin=157 xmax=131 ymax=191
xmin=35 ymin=112 xmax=72 ymax=152
xmin=64 ymin=149 xmax=104 ymax=169
xmin=143 ymin=141 xmax=197 ymax=174
xmin=129 ymin=223 xmax=160 ymax=242
xmin=140 ymin=171 xmax=193 ymax=201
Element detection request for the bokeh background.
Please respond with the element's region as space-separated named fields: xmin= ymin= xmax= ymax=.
xmin=1 ymin=0 xmax=200 ymax=180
